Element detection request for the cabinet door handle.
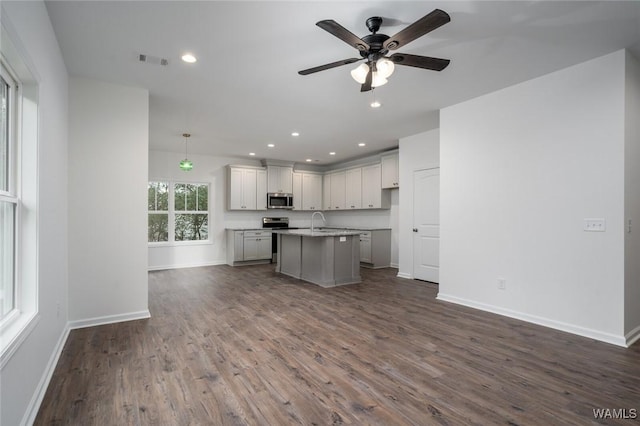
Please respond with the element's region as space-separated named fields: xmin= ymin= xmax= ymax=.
xmin=413 ymin=228 xmax=418 ymax=232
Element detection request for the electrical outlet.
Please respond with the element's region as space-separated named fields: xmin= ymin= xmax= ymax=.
xmin=497 ymin=279 xmax=506 ymax=290
xmin=584 ymin=218 xmax=606 ymax=232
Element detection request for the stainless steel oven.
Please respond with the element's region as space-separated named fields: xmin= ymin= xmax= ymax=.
xmin=267 ymin=193 xmax=293 ymax=209
xmin=262 ymin=217 xmax=297 ymax=262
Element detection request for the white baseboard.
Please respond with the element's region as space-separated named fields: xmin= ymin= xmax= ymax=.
xmin=148 ymin=260 xmax=226 ymax=271
xmin=21 ymin=324 xmax=70 ymax=426
xmin=389 ymin=262 xmax=399 ymax=268
xmin=396 ymin=271 xmax=413 ymax=279
xmin=68 ymin=310 xmax=151 ymax=330
xmin=626 ymin=324 xmax=640 ymax=347
xmin=437 ymin=293 xmax=627 ymax=348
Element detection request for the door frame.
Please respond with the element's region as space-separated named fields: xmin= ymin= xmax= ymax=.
xmin=412 ymin=167 xmax=440 ymax=283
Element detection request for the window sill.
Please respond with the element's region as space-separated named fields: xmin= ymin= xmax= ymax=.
xmin=0 ymin=311 xmax=39 ymax=370
xmin=148 ymin=240 xmax=213 ymax=248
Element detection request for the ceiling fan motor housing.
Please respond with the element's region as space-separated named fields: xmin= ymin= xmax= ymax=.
xmin=360 ymin=33 xmax=390 ymax=60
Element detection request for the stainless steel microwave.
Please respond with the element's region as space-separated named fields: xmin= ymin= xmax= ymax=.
xmin=267 ymin=193 xmax=294 ymax=209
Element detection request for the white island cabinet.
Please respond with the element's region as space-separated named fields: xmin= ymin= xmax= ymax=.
xmin=273 ymin=229 xmax=361 ymax=287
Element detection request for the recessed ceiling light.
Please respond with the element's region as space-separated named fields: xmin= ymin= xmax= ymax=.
xmin=370 ymin=101 xmax=381 ymax=108
xmin=249 ymin=152 xmax=256 ymax=156
xmin=181 ymin=53 xmax=197 ymax=63
xmin=358 ymin=143 xmax=366 ymax=147
xmin=305 ymin=158 xmax=313 ymax=162
xmin=329 ymin=152 xmax=336 ymax=156
xmin=291 ymin=132 xmax=300 ymax=137
xmin=267 ymin=143 xmax=275 ymax=148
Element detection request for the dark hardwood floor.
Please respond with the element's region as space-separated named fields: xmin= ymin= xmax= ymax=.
xmin=36 ymin=265 xmax=640 ymax=425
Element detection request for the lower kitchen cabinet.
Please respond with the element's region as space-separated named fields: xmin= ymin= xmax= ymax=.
xmin=359 ymin=229 xmax=391 ymax=269
xmin=243 ymin=232 xmax=273 ymax=261
xmin=226 ymin=229 xmax=272 ymax=265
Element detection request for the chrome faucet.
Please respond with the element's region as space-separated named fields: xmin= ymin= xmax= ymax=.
xmin=311 ymin=211 xmax=326 ymax=233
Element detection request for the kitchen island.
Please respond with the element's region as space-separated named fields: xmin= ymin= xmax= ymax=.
xmin=272 ymin=229 xmax=361 ymax=287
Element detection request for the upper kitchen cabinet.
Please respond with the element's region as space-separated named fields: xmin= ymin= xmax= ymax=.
xmin=227 ymin=165 xmax=267 ymax=210
xmin=345 ymin=168 xmax=362 ymax=209
xmin=381 ymin=152 xmax=399 ymax=188
xmin=292 ymin=172 xmax=303 ymax=211
xmin=362 ymin=163 xmax=390 ymax=209
xmin=329 ymin=171 xmax=346 ymax=210
xmin=256 ymin=169 xmax=267 ymax=210
xmin=323 ymin=174 xmax=332 ymax=210
xmin=267 ymin=165 xmax=293 ymax=193
xmin=301 ymin=172 xmax=322 ymax=210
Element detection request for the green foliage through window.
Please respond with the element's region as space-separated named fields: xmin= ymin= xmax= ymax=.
xmin=148 ymin=181 xmax=209 ymax=243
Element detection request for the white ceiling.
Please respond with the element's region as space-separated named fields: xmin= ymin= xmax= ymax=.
xmin=45 ymin=1 xmax=640 ymax=165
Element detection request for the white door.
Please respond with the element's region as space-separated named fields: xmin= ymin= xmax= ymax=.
xmin=413 ymin=168 xmax=440 ymax=283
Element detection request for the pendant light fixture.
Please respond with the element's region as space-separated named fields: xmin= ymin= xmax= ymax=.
xmin=179 ymin=133 xmax=193 ymax=171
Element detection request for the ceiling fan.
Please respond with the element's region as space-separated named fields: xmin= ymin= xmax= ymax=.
xmin=298 ymin=9 xmax=451 ymax=92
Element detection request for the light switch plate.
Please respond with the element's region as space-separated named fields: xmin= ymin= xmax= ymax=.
xmin=584 ymin=218 xmax=606 ymax=232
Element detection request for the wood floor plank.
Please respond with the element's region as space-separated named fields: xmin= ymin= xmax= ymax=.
xmin=35 ymin=265 xmax=640 ymax=425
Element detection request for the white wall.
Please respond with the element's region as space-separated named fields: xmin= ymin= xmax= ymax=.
xmin=0 ymin=2 xmax=69 ymax=425
xmin=397 ymin=129 xmax=440 ymax=278
xmin=625 ymin=51 xmax=640 ymax=344
xmin=439 ymin=50 xmax=627 ymax=346
xmin=68 ymin=78 xmax=149 ymax=325
xmin=149 ymin=150 xmax=397 ymax=269
xmin=148 ymin=151 xmax=260 ymax=269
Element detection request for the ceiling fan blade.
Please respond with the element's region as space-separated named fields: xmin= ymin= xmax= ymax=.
xmin=360 ymin=67 xmax=373 ymax=92
xmin=383 ymin=9 xmax=450 ymax=51
xmin=298 ymin=58 xmax=362 ymax=75
xmin=389 ymin=53 xmax=450 ymax=71
xmin=316 ymin=20 xmax=370 ymax=52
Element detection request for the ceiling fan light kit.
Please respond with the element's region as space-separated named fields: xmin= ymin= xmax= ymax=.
xmin=298 ymin=9 xmax=451 ymax=92
xmin=350 ymin=58 xmax=394 ymax=88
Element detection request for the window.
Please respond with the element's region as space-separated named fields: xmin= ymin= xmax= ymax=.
xmin=1 ymin=26 xmax=39 ymax=363
xmin=0 ymin=61 xmax=17 ymax=322
xmin=148 ymin=181 xmax=209 ymax=244
xmin=174 ymin=183 xmax=208 ymax=241
xmin=148 ymin=182 xmax=168 ymax=242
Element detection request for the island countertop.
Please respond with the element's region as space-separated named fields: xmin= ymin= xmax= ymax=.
xmin=271 ymin=229 xmax=362 ymax=237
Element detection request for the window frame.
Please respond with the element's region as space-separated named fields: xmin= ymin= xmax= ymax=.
xmin=0 ymin=57 xmax=21 ymax=328
xmin=148 ymin=181 xmax=169 ymax=243
xmin=0 ymin=26 xmax=40 ymax=367
xmin=148 ymin=180 xmax=211 ymax=247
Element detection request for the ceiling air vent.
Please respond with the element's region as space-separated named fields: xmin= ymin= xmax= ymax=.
xmin=138 ymin=54 xmax=168 ymax=66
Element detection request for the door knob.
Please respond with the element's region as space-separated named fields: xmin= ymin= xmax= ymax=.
xmin=412 ymin=228 xmax=418 ymax=232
